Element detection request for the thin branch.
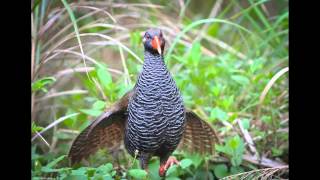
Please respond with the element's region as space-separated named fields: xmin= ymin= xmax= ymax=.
xmin=34 ymin=131 xmax=50 ymax=148
xmin=32 ymin=113 xmax=80 ymax=141
xmin=35 ymin=89 xmax=88 ymax=102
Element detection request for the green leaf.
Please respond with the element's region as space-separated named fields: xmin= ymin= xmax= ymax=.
xmin=241 ymin=119 xmax=250 ymax=130
xmin=45 ymin=155 xmax=66 ymax=168
xmin=230 ymin=166 xmax=244 ymax=175
xmin=180 ymin=159 xmax=193 ymax=169
xmin=79 ymin=109 xmax=102 ymax=117
xmin=130 ymin=31 xmax=141 ymax=47
xmin=231 ymin=75 xmax=250 ymax=85
xmin=96 ymin=163 xmax=113 ymax=174
xmin=261 ymin=115 xmax=272 ymax=124
xmin=222 ymin=96 xmax=234 ymax=110
xmin=212 ymin=85 xmax=220 ymax=97
xmin=209 ymin=107 xmax=228 ymax=122
xmin=213 ymin=164 xmax=228 ymax=178
xmin=229 ymin=137 xmax=240 ymax=150
xmin=148 ymin=159 xmax=161 ymax=180
xmin=128 ymin=169 xmax=148 ymax=179
xmin=271 ymin=147 xmax=283 ymax=157
xmin=71 ymin=167 xmax=87 ymax=176
xmin=229 ymin=136 xmax=245 ymax=166
xmin=31 ymin=122 xmax=44 ymax=133
xmin=194 ymin=170 xmax=215 ymax=180
xmin=187 ymin=42 xmax=202 ymax=67
xmin=97 ymin=64 xmax=112 ymax=89
xmin=166 ymin=177 xmax=181 ymax=180
xmin=250 ymin=58 xmax=264 ymax=73
xmin=32 ymin=77 xmax=56 ymax=92
xmin=93 ymin=100 xmax=106 ymax=110
xmin=166 ymin=164 xmax=178 ymax=177
xmin=185 ymin=152 xmax=203 ymax=168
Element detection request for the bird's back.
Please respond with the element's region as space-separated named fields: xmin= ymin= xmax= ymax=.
xmin=124 ymin=51 xmax=185 ymax=157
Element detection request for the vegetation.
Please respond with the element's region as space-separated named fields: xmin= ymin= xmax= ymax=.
xmin=31 ymin=0 xmax=288 ymax=179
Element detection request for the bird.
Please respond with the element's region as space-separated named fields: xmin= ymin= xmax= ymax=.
xmin=68 ymin=28 xmax=219 ymax=177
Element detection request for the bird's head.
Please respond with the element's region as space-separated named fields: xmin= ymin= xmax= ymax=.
xmin=143 ymin=28 xmax=165 ymax=56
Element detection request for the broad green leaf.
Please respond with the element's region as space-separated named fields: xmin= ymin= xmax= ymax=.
xmin=130 ymin=31 xmax=141 ymax=47
xmin=228 ymin=136 xmax=245 ymax=166
xmin=231 ymin=156 xmax=242 ymax=167
xmin=241 ymin=119 xmax=250 ymax=130
xmin=166 ymin=164 xmax=178 ymax=177
xmin=230 ymin=166 xmax=244 ymax=175
xmin=209 ymin=107 xmax=228 ymax=122
xmin=63 ymin=109 xmax=78 ymax=128
xmin=207 ymin=23 xmax=220 ymax=37
xmin=148 ymin=159 xmax=161 ymax=180
xmin=231 ymin=75 xmax=250 ymax=85
xmin=97 ymin=64 xmax=112 ymax=89
xmin=93 ymin=100 xmax=106 ymax=110
xmin=79 ymin=109 xmax=102 ymax=117
xmin=71 ymin=167 xmax=87 ymax=176
xmin=96 ymin=163 xmax=113 ymax=174
xmin=194 ymin=170 xmax=215 ymax=180
xmin=229 ymin=137 xmax=240 ymax=150
xmin=187 ymin=42 xmax=202 ymax=67
xmin=186 ymin=152 xmax=203 ymax=168
xmin=213 ymin=164 xmax=228 ymax=178
xmin=128 ymin=169 xmax=148 ymax=179
xmin=180 ymin=159 xmax=193 ymax=169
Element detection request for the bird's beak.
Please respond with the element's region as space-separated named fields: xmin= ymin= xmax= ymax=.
xmin=152 ymin=36 xmax=162 ymax=55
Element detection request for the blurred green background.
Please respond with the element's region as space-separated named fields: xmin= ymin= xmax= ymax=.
xmin=31 ymin=0 xmax=288 ymax=179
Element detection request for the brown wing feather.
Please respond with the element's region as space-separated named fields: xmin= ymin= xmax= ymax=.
xmin=68 ymin=90 xmax=134 ymax=165
xmin=178 ymin=110 xmax=220 ymax=155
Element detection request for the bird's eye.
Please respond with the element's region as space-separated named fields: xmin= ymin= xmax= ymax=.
xmin=145 ymin=34 xmax=151 ymax=39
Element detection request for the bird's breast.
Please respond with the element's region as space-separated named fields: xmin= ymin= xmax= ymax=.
xmin=125 ymin=66 xmax=185 ymax=155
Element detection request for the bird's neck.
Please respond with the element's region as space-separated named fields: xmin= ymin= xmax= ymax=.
xmin=143 ymin=51 xmax=166 ymax=71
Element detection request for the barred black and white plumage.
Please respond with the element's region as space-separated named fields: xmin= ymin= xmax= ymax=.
xmin=68 ymin=28 xmax=219 ymax=177
xmin=125 ymin=50 xmax=185 ymax=167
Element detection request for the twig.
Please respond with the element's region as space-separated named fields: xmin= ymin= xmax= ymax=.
xmin=32 ymin=113 xmax=80 ymax=141
xmin=243 ymin=154 xmax=287 ymax=168
xmin=35 ymin=89 xmax=88 ymax=102
xmin=236 ymin=119 xmax=258 ymax=156
xmin=34 ymin=131 xmax=50 ymax=148
xmin=256 ymin=67 xmax=289 ymax=120
xmin=58 ymin=128 xmax=79 ymax=134
xmin=54 ymin=67 xmax=95 ymax=79
xmin=119 ymin=45 xmax=131 ymax=87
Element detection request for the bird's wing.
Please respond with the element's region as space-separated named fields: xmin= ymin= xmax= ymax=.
xmin=68 ymin=90 xmax=134 ymax=165
xmin=177 ymin=110 xmax=220 ymax=155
